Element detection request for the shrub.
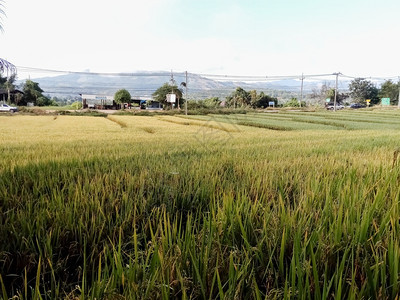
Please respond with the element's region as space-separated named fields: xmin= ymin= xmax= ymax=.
xmin=71 ymin=101 xmax=83 ymax=110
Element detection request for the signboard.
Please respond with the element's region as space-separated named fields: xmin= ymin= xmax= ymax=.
xmin=95 ymin=96 xmax=108 ymax=101
xmin=381 ymin=98 xmax=390 ymax=106
xmin=326 ymin=98 xmax=331 ymax=103
xmin=166 ymin=93 xmax=176 ymax=103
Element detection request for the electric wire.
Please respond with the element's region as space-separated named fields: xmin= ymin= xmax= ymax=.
xmin=16 ymin=65 xmax=399 ymax=82
xmin=12 ymin=65 xmax=400 ymax=99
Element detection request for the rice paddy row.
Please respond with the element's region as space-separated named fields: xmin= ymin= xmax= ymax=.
xmin=180 ymin=110 xmax=400 ymax=131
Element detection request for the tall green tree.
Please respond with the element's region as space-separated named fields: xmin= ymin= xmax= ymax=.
xmin=114 ymin=89 xmax=131 ymax=108
xmin=152 ymin=83 xmax=183 ymax=109
xmin=326 ymin=88 xmax=348 ymax=104
xmin=379 ymin=80 xmax=399 ymax=104
xmin=256 ymin=91 xmax=278 ymax=108
xmin=249 ymin=90 xmax=258 ymax=107
xmin=22 ymin=79 xmax=50 ymax=106
xmin=226 ymin=88 xmax=277 ymax=108
xmin=349 ymin=78 xmax=379 ymax=104
xmin=225 ymin=87 xmax=251 ymax=108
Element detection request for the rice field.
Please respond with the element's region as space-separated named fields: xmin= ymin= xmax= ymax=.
xmin=1 ymin=110 xmax=400 ymax=299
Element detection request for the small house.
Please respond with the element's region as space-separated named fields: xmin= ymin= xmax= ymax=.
xmin=0 ymin=89 xmax=24 ymax=104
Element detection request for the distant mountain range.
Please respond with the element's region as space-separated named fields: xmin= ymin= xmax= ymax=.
xmin=20 ymin=71 xmax=352 ymax=100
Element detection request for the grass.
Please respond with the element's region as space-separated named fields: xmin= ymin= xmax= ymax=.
xmin=1 ymin=111 xmax=400 ymax=298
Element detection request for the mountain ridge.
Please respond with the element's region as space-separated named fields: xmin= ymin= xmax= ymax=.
xmin=18 ymin=71 xmax=350 ymax=100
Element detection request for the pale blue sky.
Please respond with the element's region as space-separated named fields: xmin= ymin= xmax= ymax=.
xmin=1 ymin=0 xmax=399 ymax=79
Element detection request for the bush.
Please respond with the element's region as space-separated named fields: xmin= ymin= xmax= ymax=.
xmin=187 ymin=100 xmax=207 ymax=110
xmin=284 ymin=98 xmax=306 ymax=107
xmin=71 ymin=101 xmax=83 ymax=110
xmin=36 ymin=96 xmax=52 ymax=107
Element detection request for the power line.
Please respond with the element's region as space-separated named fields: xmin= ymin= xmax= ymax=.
xmin=16 ymin=66 xmax=184 ymax=77
xmin=14 ymin=65 xmax=400 ymax=101
xmin=16 ymin=65 xmax=399 ymax=82
xmin=341 ymin=73 xmax=399 ymax=81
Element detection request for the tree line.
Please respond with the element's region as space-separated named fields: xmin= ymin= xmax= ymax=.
xmin=311 ymin=78 xmax=400 ymax=106
xmin=0 ymin=74 xmax=57 ymax=106
xmin=152 ymin=78 xmax=400 ymax=109
xmin=151 ymin=83 xmax=278 ymax=109
xmin=2 ymin=74 xmax=400 ymax=109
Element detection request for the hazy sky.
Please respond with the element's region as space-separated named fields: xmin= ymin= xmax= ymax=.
xmin=1 ymin=0 xmax=399 ymax=79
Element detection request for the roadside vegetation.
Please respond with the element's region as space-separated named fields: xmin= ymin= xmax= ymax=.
xmin=1 ymin=71 xmax=399 ymax=110
xmin=2 ymin=111 xmax=400 ymax=299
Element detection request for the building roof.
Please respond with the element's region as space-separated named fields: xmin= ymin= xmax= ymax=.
xmin=0 ymin=89 xmax=24 ymax=95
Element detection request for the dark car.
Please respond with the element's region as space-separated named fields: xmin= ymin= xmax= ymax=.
xmin=350 ymin=103 xmax=366 ymax=109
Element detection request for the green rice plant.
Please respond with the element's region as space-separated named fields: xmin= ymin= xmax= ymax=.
xmin=2 ymin=113 xmax=400 ymax=298
xmin=286 ymin=110 xmax=400 ymax=130
xmin=185 ymin=113 xmax=341 ymax=131
xmin=237 ymin=120 xmax=293 ymax=131
xmin=0 ymin=274 xmax=8 ymax=300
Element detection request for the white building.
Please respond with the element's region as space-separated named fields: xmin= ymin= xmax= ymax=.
xmin=81 ymin=94 xmax=114 ymax=109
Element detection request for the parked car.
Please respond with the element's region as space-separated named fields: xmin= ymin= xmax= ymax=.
xmin=350 ymin=103 xmax=366 ymax=109
xmin=326 ymin=104 xmax=344 ymax=110
xmin=0 ymin=103 xmax=18 ymax=113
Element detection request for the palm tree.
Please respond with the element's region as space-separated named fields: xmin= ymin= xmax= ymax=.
xmin=0 ymin=0 xmax=5 ymax=32
xmin=0 ymin=58 xmax=16 ymax=76
xmin=0 ymin=2 xmax=17 ymax=85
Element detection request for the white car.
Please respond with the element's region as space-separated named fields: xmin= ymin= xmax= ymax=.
xmin=326 ymin=104 xmax=344 ymax=110
xmin=0 ymin=103 xmax=18 ymax=113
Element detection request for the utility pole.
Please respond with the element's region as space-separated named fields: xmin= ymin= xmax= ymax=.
xmin=185 ymin=71 xmax=188 ymax=115
xmin=170 ymin=70 xmax=176 ymax=109
xmin=398 ymin=76 xmax=400 ymax=109
xmin=300 ymin=73 xmax=304 ymax=107
xmin=333 ymin=72 xmax=341 ymax=112
xmin=6 ymin=69 xmax=9 ymax=103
